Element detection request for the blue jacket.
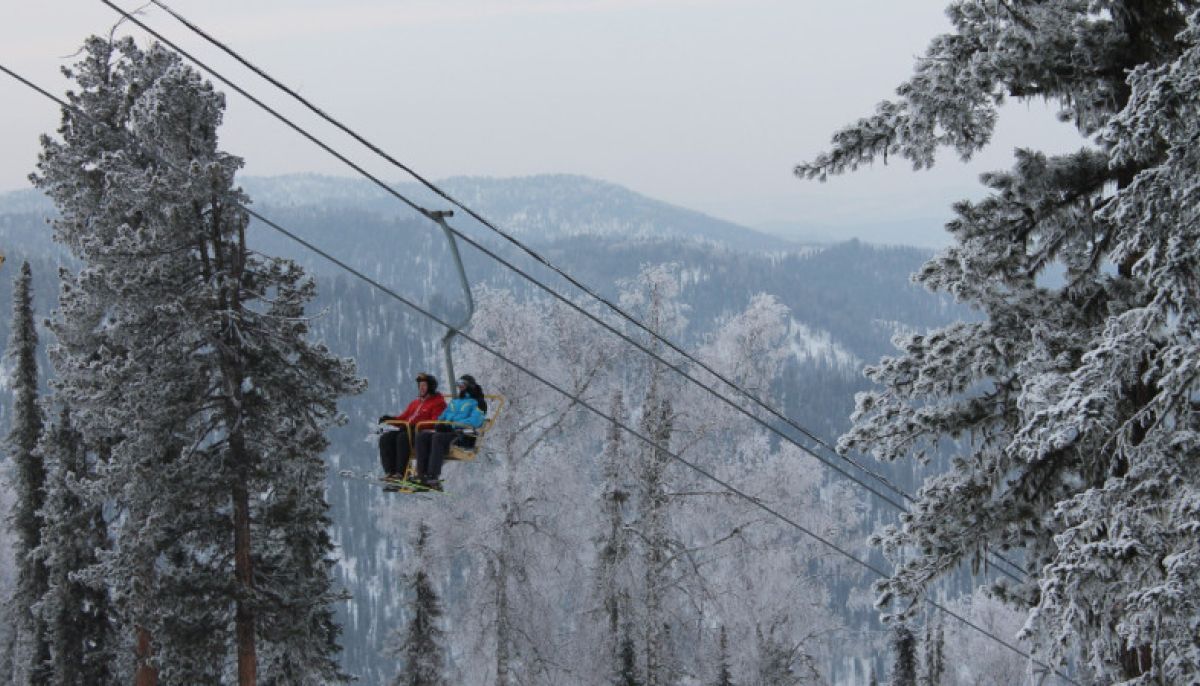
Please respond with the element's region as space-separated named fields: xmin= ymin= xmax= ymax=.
xmin=437 ymin=396 xmax=485 ymax=429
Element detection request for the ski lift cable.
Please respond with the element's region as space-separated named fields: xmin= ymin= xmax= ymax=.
xmin=100 ymin=0 xmax=1029 ymax=584
xmin=90 ymin=4 xmax=908 ymax=512
xmin=140 ymin=0 xmax=910 ymax=505
xmin=116 ymin=0 xmax=920 ymax=528
xmin=0 ymin=62 xmax=1074 ymax=684
xmin=249 ymin=206 xmax=1072 ymax=683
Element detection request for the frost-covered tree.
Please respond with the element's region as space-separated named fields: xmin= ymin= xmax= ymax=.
xmin=595 ymin=389 xmax=638 ymax=681
xmin=638 ymin=394 xmax=676 ymax=686
xmin=446 ymin=287 xmax=614 ymax=685
xmin=941 ymin=588 xmax=1027 ymax=686
xmin=33 ymin=406 xmax=113 ymax=685
xmin=393 ymin=523 xmax=447 ymax=686
xmin=4 ymin=260 xmax=50 ymax=684
xmin=691 ymin=291 xmax=849 ymax=686
xmin=32 ymin=36 xmax=362 ymax=683
xmin=800 ymin=3 xmax=1200 ymax=681
xmin=620 ymin=265 xmax=688 ymax=686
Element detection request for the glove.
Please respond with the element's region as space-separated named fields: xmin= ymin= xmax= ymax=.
xmin=378 ymin=415 xmax=393 ymax=424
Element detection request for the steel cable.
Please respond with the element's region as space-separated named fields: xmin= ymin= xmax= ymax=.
xmin=102 ymin=0 xmax=1030 ymax=583
xmin=0 ymin=61 xmax=1073 ymax=683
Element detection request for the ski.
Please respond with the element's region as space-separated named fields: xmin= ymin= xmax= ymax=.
xmin=386 ymin=476 xmax=448 ymax=495
xmin=336 ymin=470 xmax=447 ymax=494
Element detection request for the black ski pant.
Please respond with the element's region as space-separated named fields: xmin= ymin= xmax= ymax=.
xmin=414 ymin=429 xmax=457 ymax=480
xmin=378 ymin=425 xmax=414 ymax=477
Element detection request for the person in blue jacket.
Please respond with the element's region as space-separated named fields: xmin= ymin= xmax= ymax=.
xmin=412 ymin=375 xmax=486 ymax=489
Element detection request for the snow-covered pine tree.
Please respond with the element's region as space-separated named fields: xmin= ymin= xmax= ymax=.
xmin=394 ymin=523 xmax=447 ymax=686
xmin=32 ymin=406 xmax=113 ymax=684
xmin=4 ymin=260 xmax=50 ymax=684
xmin=888 ymin=623 xmax=916 ymax=686
xmin=32 ymin=36 xmax=362 ymax=683
xmin=799 ymin=3 xmax=1200 ymax=681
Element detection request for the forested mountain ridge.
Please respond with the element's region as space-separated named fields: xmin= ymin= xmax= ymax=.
xmin=237 ymin=173 xmax=797 ymax=250
xmin=0 ymin=175 xmax=976 ymax=683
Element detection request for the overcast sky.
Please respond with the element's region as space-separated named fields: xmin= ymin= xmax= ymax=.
xmin=0 ymin=0 xmax=1090 ymax=246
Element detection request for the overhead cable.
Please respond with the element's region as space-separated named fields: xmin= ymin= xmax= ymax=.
xmin=101 ymin=0 xmax=1028 ymax=584
xmin=132 ymin=0 xmax=914 ymax=512
xmin=0 ymin=61 xmax=1072 ymax=683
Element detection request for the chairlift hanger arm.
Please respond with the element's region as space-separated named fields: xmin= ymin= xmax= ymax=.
xmin=429 ymin=210 xmax=474 ymax=384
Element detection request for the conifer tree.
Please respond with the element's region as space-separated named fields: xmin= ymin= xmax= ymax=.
xmin=4 ymin=260 xmax=50 ymax=684
xmin=394 ymin=523 xmax=447 ymax=686
xmin=888 ymin=624 xmax=916 ymax=686
xmin=801 ymin=3 xmax=1200 ymax=681
xmin=32 ymin=36 xmax=362 ymax=683
xmin=33 ymin=406 xmax=113 ymax=684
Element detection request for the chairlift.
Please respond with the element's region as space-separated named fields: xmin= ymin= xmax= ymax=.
xmin=379 ymin=210 xmax=505 ymax=488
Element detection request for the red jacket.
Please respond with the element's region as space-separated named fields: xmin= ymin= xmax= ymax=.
xmin=391 ymin=394 xmax=447 ymax=426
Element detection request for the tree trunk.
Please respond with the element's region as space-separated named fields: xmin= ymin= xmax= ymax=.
xmin=233 ymin=478 xmax=257 ymax=686
xmin=642 ymin=398 xmax=672 ymax=686
xmin=133 ymin=627 xmax=157 ymax=686
xmin=1118 ymin=640 xmax=1153 ymax=681
xmin=494 ymin=440 xmax=517 ymax=686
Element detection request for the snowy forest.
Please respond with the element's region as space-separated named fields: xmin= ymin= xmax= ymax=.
xmin=2 ymin=1 xmax=1200 ymax=685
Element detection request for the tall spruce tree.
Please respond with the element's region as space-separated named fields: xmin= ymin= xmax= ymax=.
xmin=4 ymin=260 xmax=50 ymax=684
xmin=800 ymin=3 xmax=1200 ymax=681
xmin=32 ymin=406 xmax=113 ymax=684
xmin=394 ymin=523 xmax=447 ymax=686
xmin=32 ymin=36 xmax=362 ymax=683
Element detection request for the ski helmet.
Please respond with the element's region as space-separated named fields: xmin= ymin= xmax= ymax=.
xmin=415 ymin=372 xmax=438 ymax=394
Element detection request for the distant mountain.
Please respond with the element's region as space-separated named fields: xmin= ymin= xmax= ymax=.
xmin=241 ymin=173 xmax=805 ymax=251
xmin=757 ymin=216 xmax=954 ymax=249
xmin=0 ymin=188 xmax=53 ymax=215
xmin=3 ymin=173 xmax=804 ymax=253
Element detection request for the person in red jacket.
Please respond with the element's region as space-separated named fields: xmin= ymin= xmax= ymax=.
xmin=378 ymin=372 xmax=447 ymax=480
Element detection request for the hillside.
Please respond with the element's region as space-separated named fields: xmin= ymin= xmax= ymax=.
xmin=0 ymin=174 xmax=963 ymax=683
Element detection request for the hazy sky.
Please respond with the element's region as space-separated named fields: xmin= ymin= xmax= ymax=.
xmin=1 ymin=0 xmax=1090 ymax=246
